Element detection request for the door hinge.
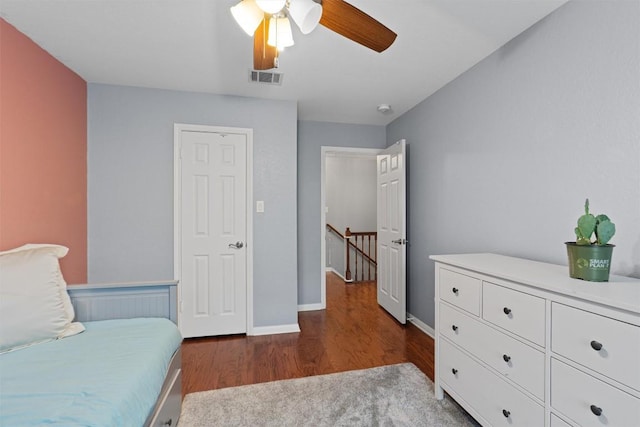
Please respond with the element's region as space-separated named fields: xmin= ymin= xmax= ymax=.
xmin=179 ymin=300 xmax=183 ymax=313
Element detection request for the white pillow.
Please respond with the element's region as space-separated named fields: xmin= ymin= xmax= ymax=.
xmin=0 ymin=244 xmax=84 ymax=353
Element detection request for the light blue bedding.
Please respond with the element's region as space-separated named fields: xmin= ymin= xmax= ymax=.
xmin=0 ymin=318 xmax=182 ymax=427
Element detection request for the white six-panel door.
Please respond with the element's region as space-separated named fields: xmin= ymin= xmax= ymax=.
xmin=377 ymin=140 xmax=407 ymax=324
xmin=175 ymin=125 xmax=250 ymax=338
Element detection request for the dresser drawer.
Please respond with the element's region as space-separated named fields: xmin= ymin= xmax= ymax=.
xmin=483 ymin=281 xmax=545 ymax=346
xmin=551 ymin=359 xmax=640 ymax=427
xmin=439 ymin=268 xmax=481 ymax=316
xmin=440 ymin=303 xmax=545 ymax=399
xmin=552 ymin=303 xmax=640 ymax=391
xmin=439 ymin=339 xmax=544 ymax=426
xmin=551 ymin=414 xmax=573 ymax=427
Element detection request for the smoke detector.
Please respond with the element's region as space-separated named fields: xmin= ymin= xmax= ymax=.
xmin=377 ymin=104 xmax=392 ymax=114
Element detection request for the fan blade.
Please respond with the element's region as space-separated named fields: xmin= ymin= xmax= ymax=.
xmin=253 ymin=17 xmax=278 ymax=70
xmin=319 ymin=0 xmax=396 ymax=53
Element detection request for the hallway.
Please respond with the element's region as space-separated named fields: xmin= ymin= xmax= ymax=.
xmin=181 ymin=272 xmax=435 ymax=395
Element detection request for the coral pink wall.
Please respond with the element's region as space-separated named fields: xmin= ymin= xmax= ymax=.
xmin=0 ymin=19 xmax=87 ymax=283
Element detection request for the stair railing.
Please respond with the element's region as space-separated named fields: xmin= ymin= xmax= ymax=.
xmin=326 ymin=224 xmax=377 ymax=282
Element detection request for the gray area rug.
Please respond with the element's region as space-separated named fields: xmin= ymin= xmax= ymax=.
xmin=178 ymin=363 xmax=478 ymax=426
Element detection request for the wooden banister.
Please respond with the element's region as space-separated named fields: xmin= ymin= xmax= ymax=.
xmin=326 ymin=223 xmax=344 ymax=239
xmin=345 ymin=227 xmax=352 ymax=281
xmin=349 ymin=234 xmax=377 ymax=265
xmin=326 ymin=224 xmax=377 ymax=282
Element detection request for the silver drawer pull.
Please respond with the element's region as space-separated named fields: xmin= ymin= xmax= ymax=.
xmin=590 ymin=340 xmax=603 ymax=351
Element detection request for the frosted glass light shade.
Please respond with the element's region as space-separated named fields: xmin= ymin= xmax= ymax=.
xmin=267 ymin=16 xmax=294 ymax=50
xmin=230 ymin=0 xmax=264 ymax=36
xmin=256 ymin=0 xmax=286 ymax=14
xmin=288 ymin=0 xmax=322 ymax=34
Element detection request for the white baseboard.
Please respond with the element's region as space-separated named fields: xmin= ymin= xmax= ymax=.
xmin=407 ymin=313 xmax=435 ymax=338
xmin=326 ymin=267 xmax=351 ymax=282
xmin=249 ymin=323 xmax=301 ymax=336
xmin=326 ymin=267 xmax=342 ymax=278
xmin=298 ymin=303 xmax=325 ymax=311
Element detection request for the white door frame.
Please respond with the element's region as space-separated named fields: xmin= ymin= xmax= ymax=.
xmin=174 ymin=123 xmax=254 ymax=335
xmin=318 ymin=146 xmax=382 ymax=310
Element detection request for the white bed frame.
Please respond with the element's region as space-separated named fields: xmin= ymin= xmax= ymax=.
xmin=67 ymin=281 xmax=182 ymax=427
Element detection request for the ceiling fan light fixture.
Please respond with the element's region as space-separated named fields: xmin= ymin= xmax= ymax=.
xmin=267 ymin=16 xmax=295 ymax=51
xmin=256 ymin=0 xmax=286 ymax=14
xmin=288 ymin=0 xmax=323 ymax=34
xmin=230 ymin=0 xmax=264 ymax=36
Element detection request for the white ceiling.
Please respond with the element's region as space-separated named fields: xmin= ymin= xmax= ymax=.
xmin=0 ymin=0 xmax=567 ymax=125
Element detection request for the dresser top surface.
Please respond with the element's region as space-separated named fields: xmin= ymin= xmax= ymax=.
xmin=430 ymin=253 xmax=640 ymax=315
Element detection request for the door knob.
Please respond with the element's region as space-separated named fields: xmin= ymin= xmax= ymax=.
xmin=391 ymin=238 xmax=408 ymax=245
xmin=228 ymin=241 xmax=244 ymax=249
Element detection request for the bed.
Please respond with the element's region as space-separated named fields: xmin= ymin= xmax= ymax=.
xmin=0 ymin=244 xmax=183 ymax=427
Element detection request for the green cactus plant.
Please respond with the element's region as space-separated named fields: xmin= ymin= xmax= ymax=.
xmin=574 ymin=199 xmax=616 ymax=245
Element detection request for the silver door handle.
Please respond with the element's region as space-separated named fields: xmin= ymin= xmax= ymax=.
xmin=228 ymin=241 xmax=244 ymax=249
xmin=392 ymin=239 xmax=408 ymax=245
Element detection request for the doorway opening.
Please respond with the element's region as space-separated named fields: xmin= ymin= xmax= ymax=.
xmin=320 ymin=146 xmax=381 ymax=310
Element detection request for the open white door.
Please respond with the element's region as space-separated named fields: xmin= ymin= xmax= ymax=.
xmin=377 ymin=139 xmax=407 ymax=324
xmin=175 ymin=125 xmax=251 ymax=338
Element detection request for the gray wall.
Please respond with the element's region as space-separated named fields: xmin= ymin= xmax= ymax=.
xmin=297 ymin=121 xmax=386 ymax=305
xmin=387 ymin=0 xmax=640 ymax=328
xmin=326 ymin=232 xmax=346 ymax=276
xmin=325 ymin=155 xmax=377 ymax=233
xmin=88 ymin=84 xmax=299 ymax=328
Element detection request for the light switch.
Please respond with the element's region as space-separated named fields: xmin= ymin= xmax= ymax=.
xmin=256 ymin=200 xmax=264 ymax=213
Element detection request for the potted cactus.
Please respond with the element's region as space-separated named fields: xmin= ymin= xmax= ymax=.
xmin=565 ymin=199 xmax=616 ymax=282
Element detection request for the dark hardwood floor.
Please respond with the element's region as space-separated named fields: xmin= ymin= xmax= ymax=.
xmin=181 ymin=272 xmax=435 ymax=395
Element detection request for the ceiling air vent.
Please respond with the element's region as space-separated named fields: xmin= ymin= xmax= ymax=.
xmin=249 ymin=70 xmax=283 ymax=86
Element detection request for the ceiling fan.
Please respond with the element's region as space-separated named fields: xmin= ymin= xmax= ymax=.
xmin=230 ymin=0 xmax=397 ymax=70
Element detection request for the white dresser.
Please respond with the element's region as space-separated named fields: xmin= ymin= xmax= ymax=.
xmin=430 ymin=253 xmax=640 ymax=427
